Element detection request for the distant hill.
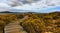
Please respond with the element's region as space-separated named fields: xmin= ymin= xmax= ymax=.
xmin=0 ymin=11 xmax=13 ymax=13
xmin=0 ymin=11 xmax=60 ymax=14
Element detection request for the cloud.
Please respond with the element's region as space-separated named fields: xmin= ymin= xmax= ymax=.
xmin=45 ymin=0 xmax=60 ymax=6
xmin=6 ymin=0 xmax=40 ymax=6
xmin=6 ymin=0 xmax=60 ymax=7
xmin=0 ymin=0 xmax=60 ymax=12
xmin=9 ymin=0 xmax=60 ymax=9
xmin=0 ymin=3 xmax=10 ymax=12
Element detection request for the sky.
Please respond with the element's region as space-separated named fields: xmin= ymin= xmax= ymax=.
xmin=0 ymin=0 xmax=60 ymax=13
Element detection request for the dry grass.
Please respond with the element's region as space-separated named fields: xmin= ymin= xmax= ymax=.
xmin=0 ymin=12 xmax=60 ymax=33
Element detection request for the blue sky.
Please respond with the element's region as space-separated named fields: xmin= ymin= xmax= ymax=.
xmin=0 ymin=0 xmax=60 ymax=13
xmin=38 ymin=6 xmax=60 ymax=13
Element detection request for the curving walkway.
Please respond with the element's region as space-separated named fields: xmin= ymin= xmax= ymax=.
xmin=4 ymin=16 xmax=29 ymax=33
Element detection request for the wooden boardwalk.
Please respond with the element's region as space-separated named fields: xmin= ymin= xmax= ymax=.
xmin=4 ymin=16 xmax=29 ymax=33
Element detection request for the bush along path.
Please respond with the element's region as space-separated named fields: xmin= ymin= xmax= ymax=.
xmin=4 ymin=16 xmax=29 ymax=33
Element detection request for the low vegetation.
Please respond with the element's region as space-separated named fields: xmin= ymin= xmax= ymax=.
xmin=0 ymin=12 xmax=60 ymax=33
